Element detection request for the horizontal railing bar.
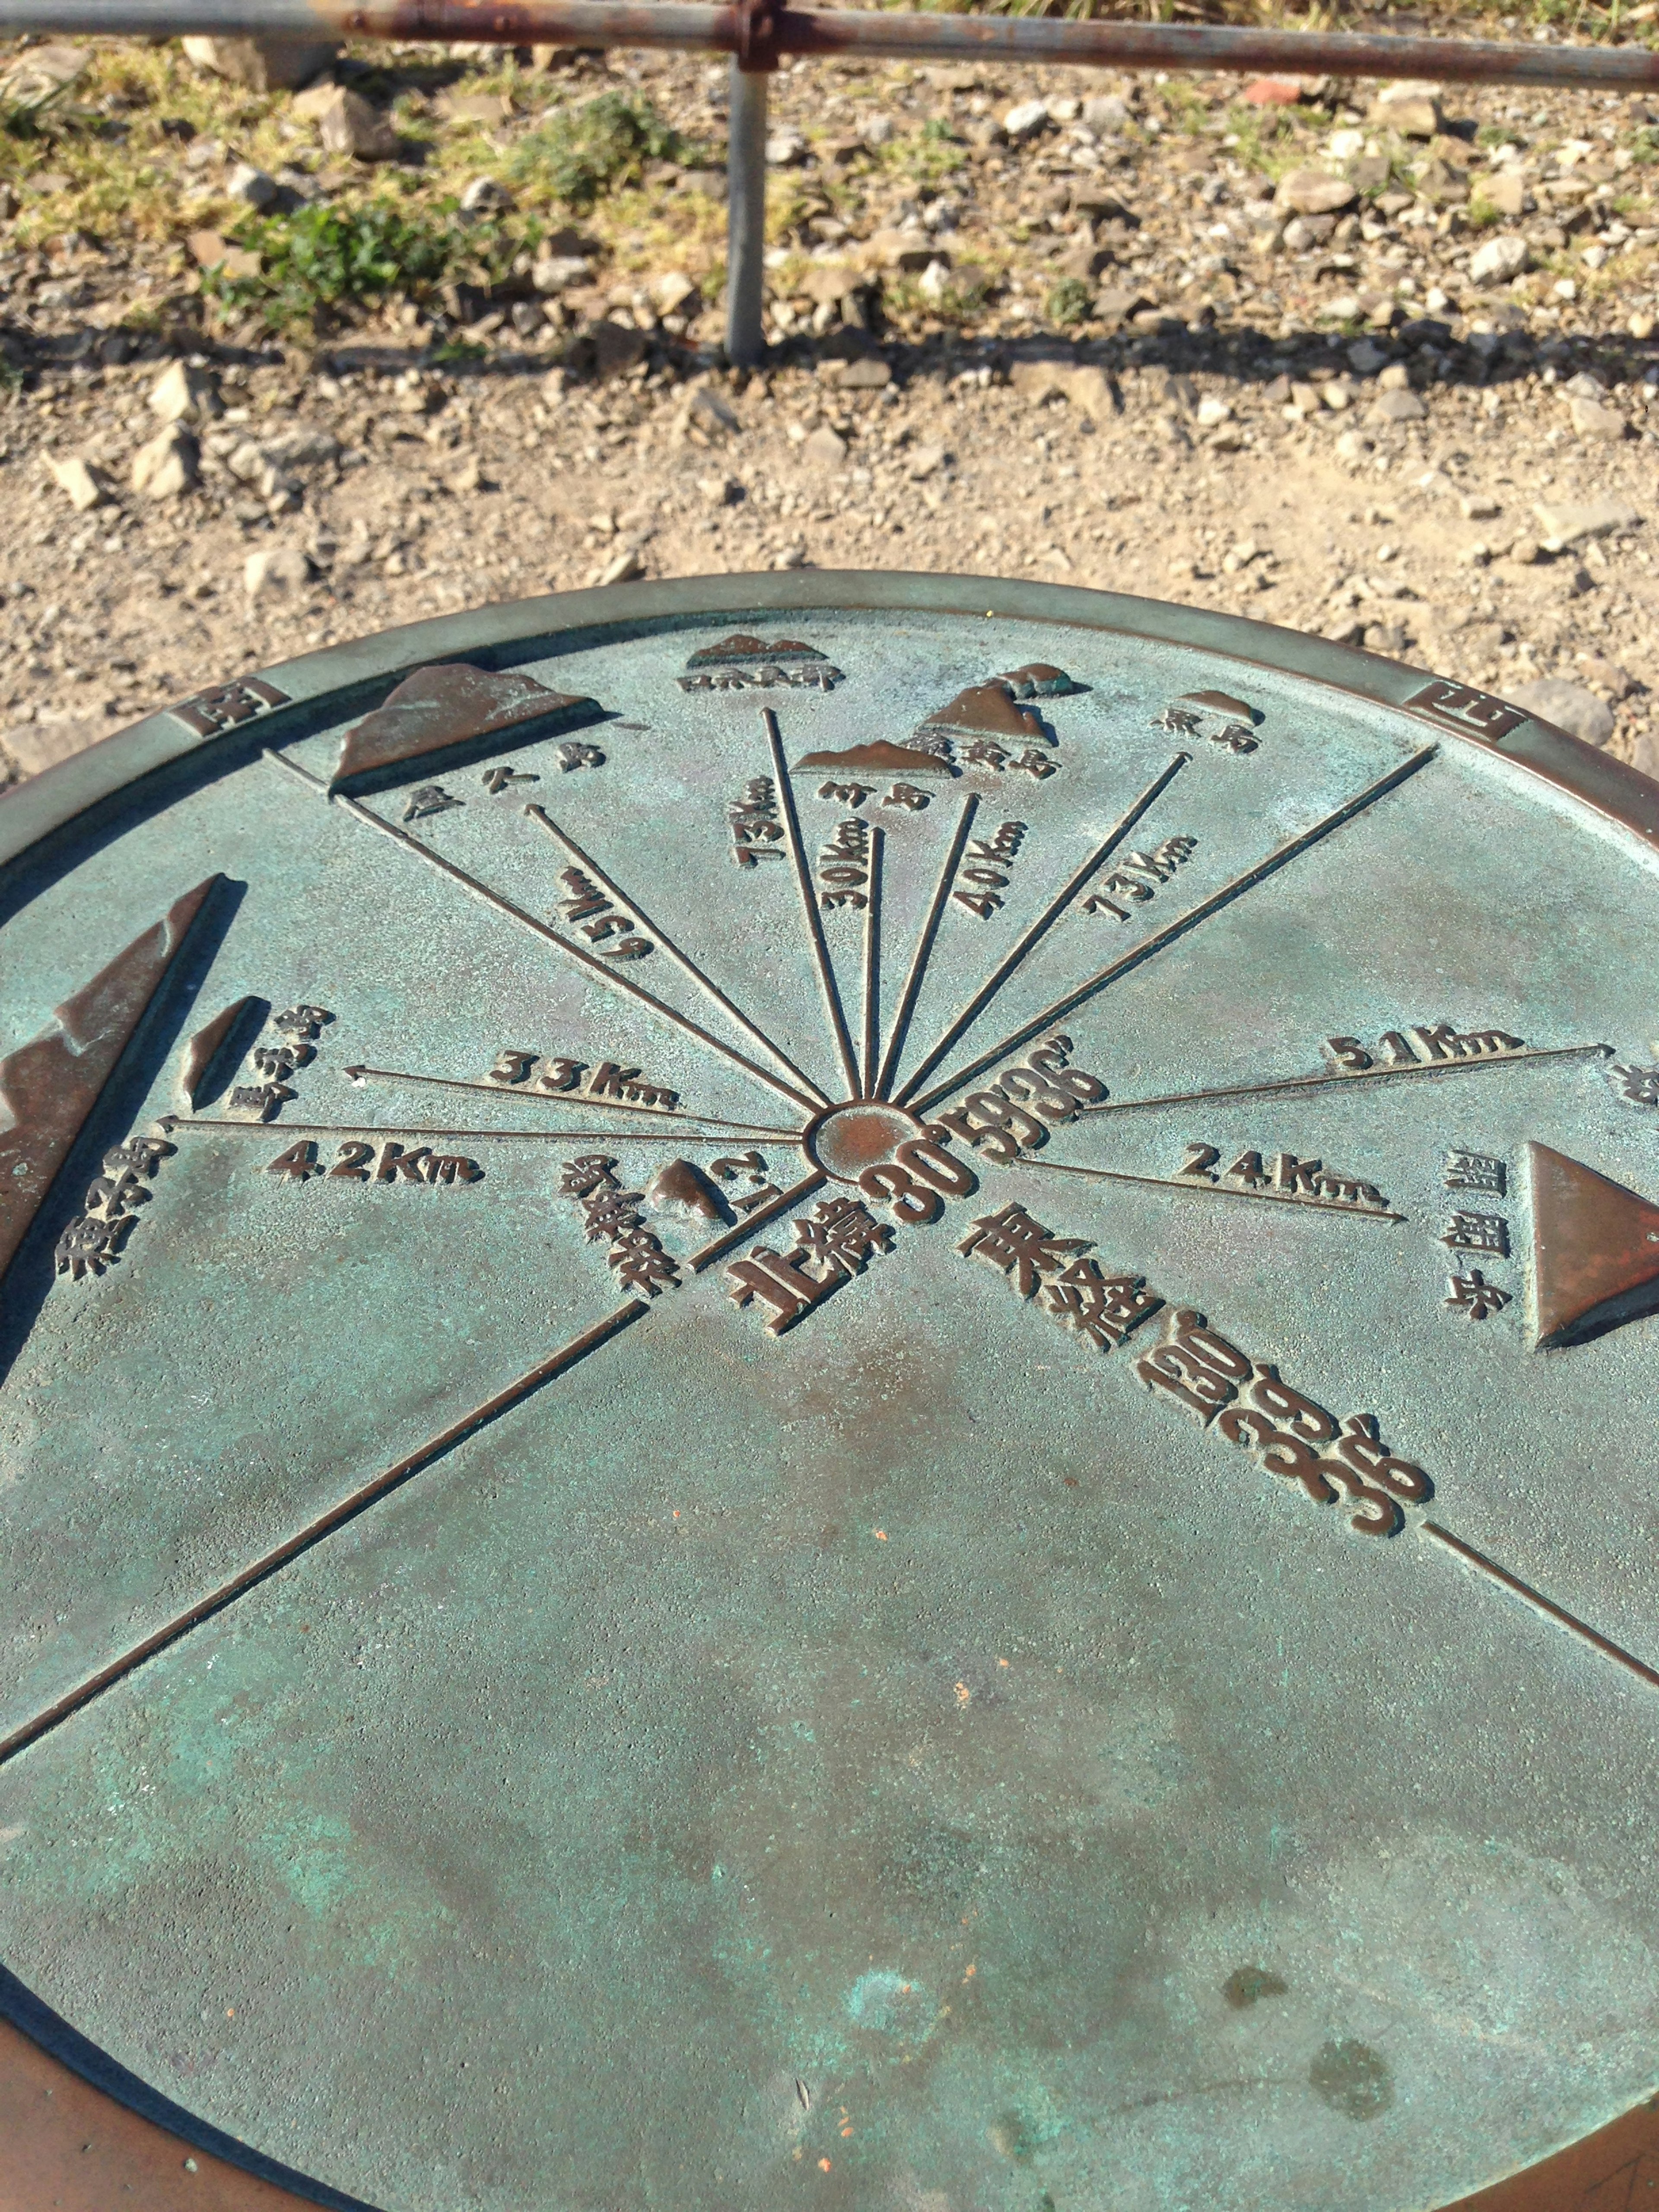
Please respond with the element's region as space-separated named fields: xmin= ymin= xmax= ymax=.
xmin=0 ymin=1 xmax=1655 ymax=91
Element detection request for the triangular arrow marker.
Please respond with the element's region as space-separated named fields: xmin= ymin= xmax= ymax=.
xmin=1526 ymin=1141 xmax=1659 ymax=1348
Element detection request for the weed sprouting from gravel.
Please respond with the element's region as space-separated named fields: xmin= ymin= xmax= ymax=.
xmin=203 ymin=200 xmax=502 ymax=333
xmin=1047 ymin=275 xmax=1096 ymax=327
xmin=509 ymin=92 xmax=696 ymax=210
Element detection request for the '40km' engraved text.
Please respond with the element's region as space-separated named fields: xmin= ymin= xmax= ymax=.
xmin=952 ymin=821 xmax=1027 ymax=919
xmin=1081 ymin=835 xmax=1197 ymax=922
xmin=1324 ymin=1021 xmax=1524 ymax=1071
xmin=1178 ymin=1143 xmax=1390 ymax=1212
xmin=1136 ymin=1309 xmax=1430 ymax=1537
xmin=488 ymin=1051 xmax=678 ymax=1110
xmin=268 ymin=1141 xmax=483 ymax=1185
xmin=929 ymin=1035 xmax=1108 ymax=1165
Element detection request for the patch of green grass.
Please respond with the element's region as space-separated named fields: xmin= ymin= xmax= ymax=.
xmin=508 ymin=91 xmax=699 ymax=211
xmin=203 ymin=197 xmax=504 ymax=333
xmin=878 ymin=122 xmax=967 ymax=187
xmin=1219 ymin=101 xmax=1316 ymax=186
xmin=1047 ymin=274 xmax=1094 ymax=327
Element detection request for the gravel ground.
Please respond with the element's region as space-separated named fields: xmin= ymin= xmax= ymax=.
xmin=3 ymin=32 xmax=1659 ymax=785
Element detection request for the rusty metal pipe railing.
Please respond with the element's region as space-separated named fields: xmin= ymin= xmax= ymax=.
xmin=2 ymin=2 xmax=1657 ymax=88
xmin=5 ymin=0 xmax=1656 ymax=362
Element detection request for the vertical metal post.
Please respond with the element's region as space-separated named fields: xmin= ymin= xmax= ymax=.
xmin=725 ymin=59 xmax=769 ymax=369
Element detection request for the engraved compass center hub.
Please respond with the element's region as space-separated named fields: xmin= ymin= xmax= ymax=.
xmin=804 ymin=1100 xmax=927 ymax=1182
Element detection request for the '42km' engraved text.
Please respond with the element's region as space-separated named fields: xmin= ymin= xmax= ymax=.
xmin=268 ymin=1141 xmax=483 ymax=1185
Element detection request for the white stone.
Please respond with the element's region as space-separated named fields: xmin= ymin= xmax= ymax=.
xmin=226 ymin=162 xmax=278 ymax=210
xmin=314 ymin=86 xmax=400 ymax=162
xmin=1083 ymin=93 xmax=1130 ymax=132
xmin=460 ymin=175 xmax=510 ymax=214
xmin=47 ymin=455 xmax=110 ymax=512
xmin=181 ymin=35 xmax=337 ymax=92
xmin=1570 ymin=394 xmax=1628 ymax=440
xmin=918 ymin=260 xmax=952 ymax=302
xmin=130 ymin=424 xmax=198 ymax=500
xmin=648 ymin=271 xmax=699 ymax=317
xmin=533 ymin=254 xmax=591 ymax=294
xmin=687 ymin=388 xmax=741 ymax=439
xmin=860 ymin=114 xmax=895 ymax=148
xmin=1003 ymin=101 xmax=1050 ymax=142
xmin=802 ymin=424 xmax=848 ymax=468
xmin=244 ymin=543 xmax=314 ymax=601
xmin=766 ymin=131 xmax=806 ymax=166
xmin=1532 ymin=496 xmax=1640 ymax=547
xmin=1195 ymin=395 xmax=1233 ymax=427
xmin=147 ymin=360 xmax=220 ymax=425
xmin=595 ymin=547 xmax=644 ymax=587
xmin=1468 ymin=234 xmax=1530 ymax=287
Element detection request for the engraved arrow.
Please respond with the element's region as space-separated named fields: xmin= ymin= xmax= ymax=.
xmin=161 ymin=1117 xmax=810 ymax=1148
xmin=263 ymin=749 xmax=824 ymax=1117
xmin=890 ymin=751 xmax=1189 ymax=1107
xmin=903 ymin=744 xmax=1439 ymax=1116
xmin=337 ymin=1063 xmax=804 ymax=1139
xmin=1077 ymin=1041 xmax=1613 ymax=1119
xmin=762 ymin=707 xmax=863 ymax=1102
xmin=524 ymin=804 xmax=833 ymax=1110
xmin=1008 ymin=1155 xmax=1405 ymax=1221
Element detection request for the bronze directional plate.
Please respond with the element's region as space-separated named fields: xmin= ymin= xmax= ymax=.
xmin=3 ymin=574 xmax=1659 ymax=2212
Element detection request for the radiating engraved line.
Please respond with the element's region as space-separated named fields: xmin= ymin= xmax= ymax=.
xmin=264 ymin=749 xmax=331 ymax=795
xmin=762 ymin=708 xmax=861 ymax=1103
xmin=525 ymin=804 xmax=832 ymax=1110
xmin=1008 ymin=1154 xmax=1405 ymax=1222
xmin=874 ymin=791 xmax=979 ymax=1103
xmin=909 ymin=746 xmax=1438 ymax=1117
xmin=0 ymin=1301 xmax=650 ymax=1768
xmin=862 ymin=823 xmax=883 ymax=1099
xmin=1421 ymin=1522 xmax=1659 ymax=1692
xmin=685 ymin=1168 xmax=830 ymax=1274
xmin=262 ymin=749 xmax=822 ymax=1117
xmin=894 ymin=752 xmax=1190 ymax=1110
xmin=163 ymin=1119 xmax=810 ymax=1147
xmin=1081 ymin=1042 xmax=1613 ymax=1120
xmin=339 ymin=1062 xmax=800 ymax=1135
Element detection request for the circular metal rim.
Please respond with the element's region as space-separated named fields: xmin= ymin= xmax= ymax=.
xmin=3 ymin=570 xmax=1656 ymax=2212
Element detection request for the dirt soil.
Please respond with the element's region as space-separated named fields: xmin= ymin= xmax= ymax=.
xmin=3 ymin=32 xmax=1658 ymax=785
